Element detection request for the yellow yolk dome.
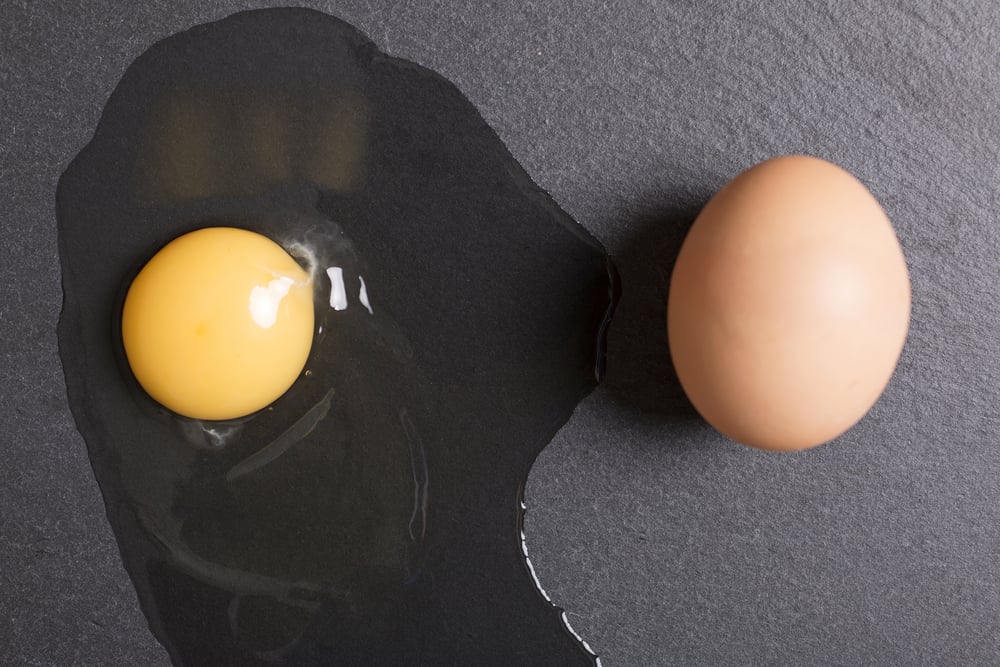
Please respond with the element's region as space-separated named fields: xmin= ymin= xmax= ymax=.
xmin=121 ymin=227 xmax=314 ymax=420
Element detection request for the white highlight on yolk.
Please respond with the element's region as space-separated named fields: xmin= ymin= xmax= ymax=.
xmin=249 ymin=276 xmax=296 ymax=329
xmin=358 ymin=275 xmax=373 ymax=314
xmin=326 ymin=266 xmax=348 ymax=311
xmin=121 ymin=227 xmax=314 ymax=421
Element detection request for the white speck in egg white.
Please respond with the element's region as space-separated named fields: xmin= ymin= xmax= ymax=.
xmin=358 ymin=275 xmax=373 ymax=314
xmin=326 ymin=266 xmax=348 ymax=311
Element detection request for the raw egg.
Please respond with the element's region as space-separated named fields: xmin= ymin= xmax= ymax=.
xmin=667 ymin=155 xmax=910 ymax=451
xmin=57 ymin=8 xmax=616 ymax=664
xmin=121 ymin=227 xmax=314 ymax=420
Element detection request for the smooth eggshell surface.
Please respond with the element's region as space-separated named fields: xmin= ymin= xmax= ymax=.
xmin=667 ymin=155 xmax=911 ymax=451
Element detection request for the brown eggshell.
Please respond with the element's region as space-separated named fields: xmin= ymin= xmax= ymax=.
xmin=667 ymin=155 xmax=911 ymax=451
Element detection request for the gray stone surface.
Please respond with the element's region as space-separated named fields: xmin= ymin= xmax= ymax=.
xmin=2 ymin=1 xmax=998 ymax=665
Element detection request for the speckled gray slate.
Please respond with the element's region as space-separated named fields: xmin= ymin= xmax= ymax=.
xmin=2 ymin=2 xmax=998 ymax=666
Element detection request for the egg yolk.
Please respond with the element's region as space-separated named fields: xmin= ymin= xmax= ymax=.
xmin=121 ymin=227 xmax=314 ymax=420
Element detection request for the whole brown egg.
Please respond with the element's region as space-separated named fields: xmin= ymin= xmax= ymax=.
xmin=667 ymin=155 xmax=911 ymax=451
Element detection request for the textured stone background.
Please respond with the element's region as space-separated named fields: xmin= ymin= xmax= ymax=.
xmin=2 ymin=1 xmax=998 ymax=664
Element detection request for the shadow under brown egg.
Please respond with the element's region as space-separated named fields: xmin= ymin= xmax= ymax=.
xmin=57 ymin=8 xmax=616 ymax=667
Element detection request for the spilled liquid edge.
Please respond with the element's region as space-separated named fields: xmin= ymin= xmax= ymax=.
xmin=55 ymin=7 xmax=618 ymax=665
